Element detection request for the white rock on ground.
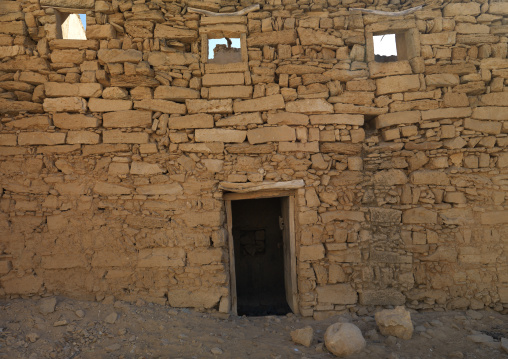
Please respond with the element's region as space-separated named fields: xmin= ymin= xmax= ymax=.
xmin=375 ymin=306 xmax=414 ymax=340
xmin=501 ymin=338 xmax=508 ymax=354
xmin=38 ymin=297 xmax=57 ymax=315
xmin=290 ymin=326 xmax=314 ymax=347
xmin=324 ymin=322 xmax=366 ymax=357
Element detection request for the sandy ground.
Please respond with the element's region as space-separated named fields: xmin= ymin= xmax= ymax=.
xmin=0 ymin=297 xmax=507 ymax=359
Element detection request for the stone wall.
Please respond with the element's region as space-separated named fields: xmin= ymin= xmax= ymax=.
xmin=0 ymin=0 xmax=507 ymax=318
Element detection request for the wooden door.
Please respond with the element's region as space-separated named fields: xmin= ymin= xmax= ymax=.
xmin=281 ymin=196 xmax=299 ymax=314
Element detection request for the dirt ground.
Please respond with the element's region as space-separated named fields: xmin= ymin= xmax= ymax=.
xmin=0 ymin=297 xmax=507 ymax=359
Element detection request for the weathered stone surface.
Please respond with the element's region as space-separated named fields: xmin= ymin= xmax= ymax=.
xmin=421 ymin=107 xmax=472 ymax=121
xmin=360 ymin=289 xmax=405 ymax=306
xmin=208 ymin=86 xmax=253 ymax=99
xmin=154 ymin=86 xmax=199 ymax=102
xmin=489 ymin=2 xmax=508 ymax=15
xmin=299 ymin=244 xmax=325 ymax=261
xmin=317 ymin=284 xmax=357 ymax=304
xmin=443 ymin=2 xmax=480 ymax=16
xmin=279 ymin=142 xmax=319 ymax=152
xmin=321 ymin=210 xmax=364 ymax=223
xmin=374 ymin=169 xmax=408 ymax=186
xmin=376 ymin=75 xmax=420 ymax=95
xmin=420 ymin=32 xmax=456 ymax=45
xmin=154 ymin=25 xmax=197 ymax=42
xmin=276 ymin=65 xmax=325 ymax=75
xmin=410 ymin=170 xmax=450 ymax=185
xmin=369 ymin=208 xmax=402 ymax=223
xmin=267 ymin=112 xmax=309 ymax=125
xmin=426 ymin=74 xmax=459 ymax=87
xmin=310 ymin=114 xmax=363 ymax=126
xmin=43 ymin=98 xmax=87 ymax=113
xmin=103 ymin=110 xmax=152 ymax=128
xmin=234 ymin=95 xmax=285 ymax=113
xmin=290 ymin=327 xmax=314 ymax=347
xmin=45 ymin=83 xmax=102 ymax=98
xmin=185 ymin=99 xmax=231 ymax=114
xmin=86 ymin=25 xmax=116 ymax=40
xmin=134 ymin=99 xmax=186 ymax=114
xmin=88 ymin=99 xmax=132 ymax=112
xmin=50 ymin=49 xmax=85 ymax=64
xmin=195 ymin=129 xmax=246 ymax=143
xmin=375 ymin=111 xmax=420 ymax=129
xmin=147 ymin=52 xmax=198 ymax=67
xmin=369 ymin=61 xmax=412 ymax=79
xmin=464 ymin=118 xmax=502 ymax=135
xmin=472 ymin=107 xmax=508 ymax=121
xmin=297 ymin=28 xmax=343 ymax=46
xmin=247 ymin=126 xmax=296 ymax=144
xmin=168 ymin=114 xmax=213 ymax=129
xmin=53 ymin=113 xmax=99 ymax=129
xmin=103 ymin=130 xmax=149 ymax=144
xmin=40 ymin=0 xmax=94 ymax=8
xmin=202 ymin=73 xmax=244 ymax=87
xmin=402 ymin=208 xmax=437 ymax=224
xmin=94 ymin=182 xmax=132 ymax=195
xmin=375 ymin=306 xmax=414 ymax=340
xmin=247 ymin=30 xmax=297 ymax=46
xmin=136 ymin=183 xmax=183 ymax=196
xmin=167 ymin=288 xmax=221 ymax=309
xmin=325 ymin=323 xmax=366 ymax=357
xmin=179 ymin=143 xmax=224 ymax=154
xmin=286 ymin=99 xmax=333 ymax=114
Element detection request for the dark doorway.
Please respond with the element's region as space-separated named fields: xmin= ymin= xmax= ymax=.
xmin=231 ymin=197 xmax=291 ymax=316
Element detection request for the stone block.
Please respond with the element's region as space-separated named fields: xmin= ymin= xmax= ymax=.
xmin=136 ymin=183 xmax=183 ymax=195
xmin=360 ymin=289 xmax=405 ymax=306
xmin=419 ymin=32 xmax=456 ymax=45
xmin=370 ymin=208 xmax=402 ymax=223
xmin=376 ymin=75 xmax=420 ymax=95
xmin=464 ymin=118 xmax=502 ymax=135
xmin=410 ymin=170 xmax=450 ymax=185
xmin=0 ymin=134 xmax=16 ymax=146
xmin=187 ymin=248 xmax=224 ymax=265
xmin=443 ymin=2 xmax=480 ymax=16
xmin=279 ymin=142 xmax=319 ymax=152
xmin=489 ymin=2 xmax=508 ymax=15
xmin=375 ymin=111 xmax=420 ymax=129
xmin=43 ymin=97 xmax=87 ymax=112
xmin=267 ymin=112 xmax=309 ymax=125
xmin=480 ymin=211 xmax=508 ymax=225
xmin=195 ymin=129 xmax=247 ymax=143
xmin=234 ymin=95 xmax=285 ymax=113
xmin=374 ymin=169 xmax=408 ymax=186
xmin=309 ymin=114 xmax=364 ymax=126
xmin=297 ymin=28 xmax=343 ymax=46
xmin=93 ymin=182 xmax=132 ymax=195
xmin=45 ymin=82 xmax=102 ymax=98
xmin=179 ymin=143 xmax=224 ymax=154
xmin=167 ymin=288 xmax=221 ymax=309
xmin=299 ymin=244 xmax=325 ymax=261
xmin=186 ymin=99 xmax=232 ymax=114
xmin=86 ymin=25 xmax=116 ymax=40
xmin=247 ymin=126 xmax=296 ymax=144
xmin=216 ymin=112 xmax=263 ymax=127
xmin=66 ymin=131 xmax=99 ymax=144
xmin=103 ymin=130 xmax=149 ymax=144
xmin=208 ymin=86 xmax=253 ymax=99
xmin=472 ymin=107 xmax=508 ymax=121
xmin=154 ymin=24 xmax=197 ymax=42
xmin=130 ymin=162 xmax=164 ymax=175
xmin=138 ymin=248 xmax=185 ymax=268
xmin=321 ymin=210 xmax=364 ymax=223
xmin=154 ymin=86 xmax=200 ymax=102
xmin=402 ymin=208 xmax=437 ymax=224
xmin=421 ymin=107 xmax=472 ymax=121
xmin=40 ymin=0 xmax=94 ymax=8
xmin=0 ymin=21 xmax=25 ymax=35
xmin=50 ymin=49 xmax=85 ymax=64
xmin=425 ymin=74 xmax=459 ymax=87
xmin=134 ymin=99 xmax=186 ymax=114
xmin=53 ymin=113 xmax=99 ymax=129
xmin=247 ymin=30 xmax=297 ymax=46
xmin=98 ymin=49 xmax=142 ymax=64
xmin=168 ymin=114 xmax=213 ymax=129
xmin=88 ymin=99 xmax=132 ymax=112
xmin=103 ymin=110 xmax=152 ymax=128
xmin=147 ymin=52 xmax=198 ymax=67
xmin=286 ymin=99 xmax=333 ymax=114
xmin=369 ymin=61 xmax=412 ymax=79
xmin=317 ymin=284 xmax=357 ymax=304
xmin=18 ymin=132 xmax=66 ymax=145
xmin=202 ymin=73 xmax=244 ymax=87
xmin=277 ymin=64 xmax=325 ymax=75
xmin=480 ymin=92 xmax=508 ymax=106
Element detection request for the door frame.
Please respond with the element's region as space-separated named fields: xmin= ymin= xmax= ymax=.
xmin=224 ymin=190 xmax=299 ymax=315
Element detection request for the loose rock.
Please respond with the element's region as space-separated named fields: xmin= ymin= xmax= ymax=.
xmin=324 ymin=322 xmax=366 ymax=357
xmin=290 ymin=326 xmax=314 ymax=347
xmin=375 ymin=306 xmax=414 ymax=340
xmin=38 ymin=297 xmax=57 ymax=315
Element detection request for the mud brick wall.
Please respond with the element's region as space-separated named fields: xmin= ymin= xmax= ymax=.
xmin=0 ymin=0 xmax=507 ymax=318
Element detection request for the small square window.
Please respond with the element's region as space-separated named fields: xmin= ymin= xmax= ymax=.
xmin=56 ymin=11 xmax=87 ymax=40
xmin=208 ymin=37 xmax=241 ymax=64
xmin=373 ymin=34 xmax=397 ymax=62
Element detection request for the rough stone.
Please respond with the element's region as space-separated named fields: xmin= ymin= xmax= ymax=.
xmin=375 ymin=306 xmax=414 ymax=340
xmin=324 ymin=323 xmax=366 ymax=357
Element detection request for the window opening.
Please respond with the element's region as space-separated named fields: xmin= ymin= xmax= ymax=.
xmin=208 ymin=37 xmax=241 ymax=64
xmin=56 ymin=11 xmax=87 ymax=40
xmin=373 ymin=34 xmax=397 ymax=62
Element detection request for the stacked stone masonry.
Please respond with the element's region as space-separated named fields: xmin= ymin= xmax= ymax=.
xmin=0 ymin=0 xmax=507 ymax=318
